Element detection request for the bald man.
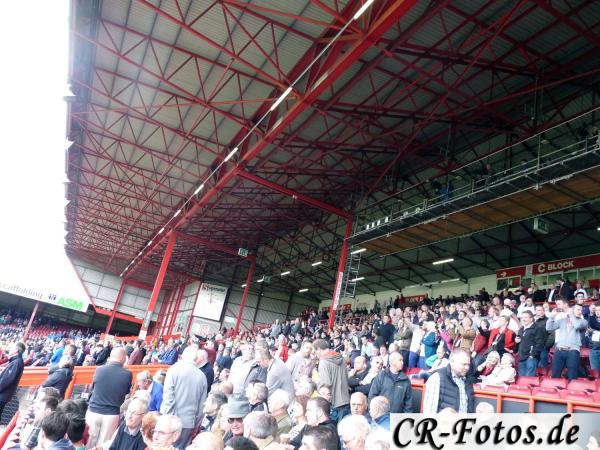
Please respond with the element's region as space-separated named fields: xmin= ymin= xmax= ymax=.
xmin=350 ymin=392 xmax=370 ymax=420
xmin=86 ymin=347 xmax=133 ymax=448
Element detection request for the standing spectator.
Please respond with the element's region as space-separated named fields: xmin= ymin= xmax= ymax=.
xmin=255 ymin=347 xmax=295 ymax=401
xmin=41 ymin=355 xmax=73 ymax=398
xmin=534 ymin=305 xmax=553 ymax=369
xmin=589 ymin=302 xmax=600 ymax=372
xmin=347 ymin=356 xmax=369 ymax=394
xmin=349 ymin=392 xmax=369 ymax=420
xmin=128 ymin=340 xmax=144 ymax=366
xmin=547 ymin=302 xmax=588 ymax=380
xmin=49 ymin=341 xmax=65 ymax=366
xmin=395 ymin=318 xmax=412 ymax=364
xmin=230 ymin=344 xmax=257 ymax=396
xmin=286 ymin=341 xmax=316 ymax=384
xmin=198 ymin=349 xmax=215 ymax=390
xmin=161 ymin=346 xmax=208 ymax=449
xmin=515 ymin=311 xmax=544 ymax=376
xmin=108 ymin=397 xmax=148 ymax=450
xmin=0 ymin=341 xmax=25 ymax=421
xmin=313 ymin=339 xmax=350 ymax=422
xmin=367 ymin=352 xmax=413 ymax=413
xmin=270 ymin=320 xmax=282 ymax=339
xmin=422 ymin=348 xmax=475 ymax=414
xmin=86 ymin=347 xmax=132 ymax=448
xmin=217 ymin=348 xmax=233 ymax=371
xmin=136 ymin=370 xmax=164 ymax=412
xmin=378 ymin=315 xmax=395 ymax=347
xmin=487 ymin=315 xmax=515 ymax=356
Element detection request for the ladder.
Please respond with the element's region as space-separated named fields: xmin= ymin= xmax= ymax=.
xmin=335 ymin=248 xmax=363 ymax=325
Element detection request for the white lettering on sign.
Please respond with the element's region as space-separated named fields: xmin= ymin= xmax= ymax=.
xmin=536 ymin=260 xmax=575 ymax=273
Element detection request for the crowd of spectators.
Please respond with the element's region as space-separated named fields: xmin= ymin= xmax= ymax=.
xmin=0 ymin=276 xmax=599 ymax=449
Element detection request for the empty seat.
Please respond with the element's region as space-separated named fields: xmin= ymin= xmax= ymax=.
xmin=568 ymin=378 xmax=596 ymax=392
xmin=532 ymin=387 xmax=560 ymax=399
xmin=410 ymin=377 xmax=425 ymax=386
xmin=479 ymin=384 xmax=506 ymax=393
xmin=507 ymin=385 xmax=531 ymax=396
xmin=540 ymin=377 xmax=568 ymax=390
xmin=515 ymin=376 xmax=540 ymax=387
xmin=559 ymin=390 xmax=591 ymax=401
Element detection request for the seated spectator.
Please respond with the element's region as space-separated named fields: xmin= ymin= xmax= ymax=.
xmin=151 ymin=414 xmax=182 ymax=450
xmin=287 ymin=396 xmax=309 ymax=443
xmin=5 ymin=392 xmax=59 ymax=450
xmin=66 ymin=415 xmax=86 ymax=450
xmin=136 ymin=370 xmax=164 ymax=412
xmin=337 ymin=415 xmax=370 ymax=450
xmin=108 ymin=397 xmax=148 ymax=450
xmin=188 ymin=432 xmax=224 ymax=450
xmin=298 ymin=426 xmax=338 ymax=450
xmin=294 ymin=377 xmax=316 ymax=398
xmin=201 ymin=392 xmax=228 ymax=432
xmin=267 ymin=389 xmax=292 ymax=441
xmin=349 ymin=392 xmax=369 ymax=420
xmin=38 ymin=412 xmax=73 ymax=450
xmin=246 ymin=382 xmax=269 ymax=412
xmin=243 ymin=411 xmax=280 ymax=450
xmin=289 ymin=397 xmax=339 ymax=450
xmin=354 ymin=357 xmax=383 ymax=395
xmin=411 ymin=346 xmax=448 ymax=380
xmin=223 ymin=398 xmax=250 ymax=442
xmin=364 ymin=429 xmax=390 ymax=450
xmin=225 ymin=436 xmax=259 ymax=450
xmin=368 ymin=396 xmax=390 ymax=431
xmin=480 ymin=353 xmax=516 ymax=388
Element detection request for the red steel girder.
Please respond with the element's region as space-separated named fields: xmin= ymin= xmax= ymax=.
xmin=175 ymin=231 xmax=254 ymax=260
xmin=125 ymin=0 xmax=418 ymax=276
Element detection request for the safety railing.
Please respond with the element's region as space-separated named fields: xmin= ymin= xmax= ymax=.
xmin=0 ymin=364 xmax=167 ymax=445
xmin=353 ymin=106 xmax=600 ymax=240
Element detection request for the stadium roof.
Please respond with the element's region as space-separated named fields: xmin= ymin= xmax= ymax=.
xmin=66 ymin=0 xmax=600 ymax=301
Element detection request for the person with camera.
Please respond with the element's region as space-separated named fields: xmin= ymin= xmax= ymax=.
xmin=546 ymin=298 xmax=588 ymax=380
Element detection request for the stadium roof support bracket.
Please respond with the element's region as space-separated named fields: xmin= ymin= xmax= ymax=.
xmin=105 ymin=278 xmax=126 ymax=334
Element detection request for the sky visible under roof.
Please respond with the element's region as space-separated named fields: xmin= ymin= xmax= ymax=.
xmin=0 ymin=1 xmax=88 ymax=305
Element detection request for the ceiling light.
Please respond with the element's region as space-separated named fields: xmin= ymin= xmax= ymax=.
xmin=146 ymin=240 xmax=152 ymax=247
xmin=241 ymin=283 xmax=247 ymax=288
xmin=174 ymin=209 xmax=181 ymax=218
xmin=441 ymin=278 xmax=460 ymax=283
xmin=270 ymin=87 xmax=292 ymax=111
xmin=350 ymin=277 xmax=365 ymax=282
xmin=299 ymin=288 xmax=308 ymax=293
xmin=194 ymin=183 xmax=205 ymax=195
xmin=350 ymin=248 xmax=367 ymax=255
xmin=311 ymin=261 xmax=322 ymax=267
xmin=597 ymin=227 xmax=600 ymax=231
xmin=158 ymin=227 xmax=165 ymax=234
xmin=138 ymin=251 xmax=143 ymax=257
xmin=224 ymin=147 xmax=238 ymax=162
xmin=257 ymin=278 xmax=264 ymax=283
xmin=280 ymin=271 xmax=290 ymax=276
xmin=432 ymin=258 xmax=454 ymax=265
xmin=405 ymin=285 xmax=418 ymax=289
xmin=353 ymin=0 xmax=375 ymax=20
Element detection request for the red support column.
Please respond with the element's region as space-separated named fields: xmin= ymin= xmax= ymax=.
xmin=106 ymin=279 xmax=126 ymax=334
xmin=155 ymin=288 xmax=172 ymax=336
xmin=328 ymin=219 xmax=353 ymax=330
xmin=139 ymin=232 xmax=177 ymax=339
xmin=234 ymin=256 xmax=255 ymax=337
xmin=167 ymin=282 xmax=186 ymax=335
xmin=23 ymin=302 xmax=40 ymax=341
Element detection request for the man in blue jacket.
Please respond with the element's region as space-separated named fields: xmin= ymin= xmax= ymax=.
xmin=0 ymin=342 xmax=25 ymax=421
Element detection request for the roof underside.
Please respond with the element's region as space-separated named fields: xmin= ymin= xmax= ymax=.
xmin=66 ymin=0 xmax=600 ymax=298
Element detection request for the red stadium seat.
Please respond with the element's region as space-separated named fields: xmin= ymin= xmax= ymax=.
xmin=590 ymin=369 xmax=599 ymax=379
xmin=515 ymin=376 xmax=540 ymax=387
xmin=479 ymin=384 xmax=506 ymax=393
xmin=593 ymin=392 xmax=600 ymax=403
xmin=507 ymin=385 xmax=531 ymax=395
xmin=410 ymin=377 xmax=425 ymax=385
xmin=567 ymin=378 xmax=596 ymax=392
xmin=559 ymin=390 xmax=591 ymax=401
xmin=532 ymin=387 xmax=560 ymax=399
xmin=540 ymin=377 xmax=568 ymax=390
xmin=580 ymin=348 xmax=591 ymax=358
xmin=406 ymin=368 xmax=421 ymax=375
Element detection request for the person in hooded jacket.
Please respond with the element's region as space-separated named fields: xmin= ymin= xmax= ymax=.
xmin=367 ymin=351 xmax=414 ymax=413
xmin=313 ymin=339 xmax=350 ymax=422
xmin=0 ymin=341 xmax=25 ymax=421
xmin=42 ymin=355 xmax=74 ymax=398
